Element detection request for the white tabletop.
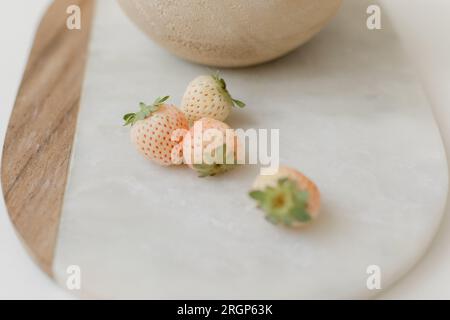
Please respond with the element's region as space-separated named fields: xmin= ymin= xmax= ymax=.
xmin=0 ymin=0 xmax=449 ymax=299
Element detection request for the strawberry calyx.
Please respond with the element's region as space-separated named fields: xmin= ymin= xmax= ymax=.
xmin=123 ymin=96 xmax=170 ymax=126
xmin=194 ymin=163 xmax=236 ymax=178
xmin=212 ymin=73 xmax=246 ymax=108
xmin=193 ymin=144 xmax=237 ymax=177
xmin=249 ymin=178 xmax=311 ymax=226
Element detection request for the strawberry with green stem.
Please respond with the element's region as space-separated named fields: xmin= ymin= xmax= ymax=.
xmin=180 ymin=73 xmax=245 ymax=123
xmin=123 ymin=96 xmax=189 ymax=166
xmin=182 ymin=117 xmax=240 ymax=177
xmin=249 ymin=166 xmax=320 ymax=228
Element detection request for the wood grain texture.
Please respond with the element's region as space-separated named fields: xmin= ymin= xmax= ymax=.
xmin=1 ymin=0 xmax=95 ymax=276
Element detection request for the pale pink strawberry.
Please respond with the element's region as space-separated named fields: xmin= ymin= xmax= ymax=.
xmin=180 ymin=74 xmax=245 ymax=123
xmin=249 ymin=166 xmax=320 ymax=228
xmin=181 ymin=117 xmax=240 ymax=177
xmin=123 ymin=96 xmax=189 ymax=166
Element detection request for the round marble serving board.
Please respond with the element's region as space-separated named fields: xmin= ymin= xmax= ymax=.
xmin=1 ymin=0 xmax=448 ymax=299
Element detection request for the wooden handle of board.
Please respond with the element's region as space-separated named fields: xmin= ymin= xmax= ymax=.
xmin=1 ymin=0 xmax=95 ymax=276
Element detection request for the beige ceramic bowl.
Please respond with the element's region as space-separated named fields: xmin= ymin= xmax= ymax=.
xmin=118 ymin=0 xmax=342 ymax=67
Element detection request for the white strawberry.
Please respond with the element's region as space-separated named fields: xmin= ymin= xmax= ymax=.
xmin=123 ymin=96 xmax=189 ymax=166
xmin=180 ymin=74 xmax=245 ymax=123
xmin=249 ymin=166 xmax=320 ymax=228
xmin=182 ymin=117 xmax=240 ymax=177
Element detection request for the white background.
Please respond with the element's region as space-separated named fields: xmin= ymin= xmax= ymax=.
xmin=0 ymin=0 xmax=449 ymax=299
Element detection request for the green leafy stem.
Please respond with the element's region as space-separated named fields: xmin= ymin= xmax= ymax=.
xmin=249 ymin=178 xmax=311 ymax=227
xmin=123 ymin=96 xmax=170 ymax=126
xmin=212 ymin=72 xmax=246 ymax=108
xmin=193 ymin=144 xmax=237 ymax=177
